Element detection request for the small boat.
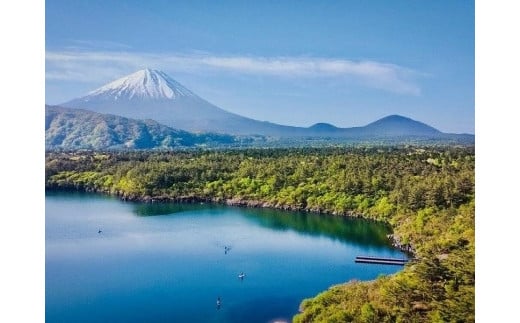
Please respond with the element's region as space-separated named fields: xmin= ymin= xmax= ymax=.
xmin=238 ymin=273 xmax=246 ymax=279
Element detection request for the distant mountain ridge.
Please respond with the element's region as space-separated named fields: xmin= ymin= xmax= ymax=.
xmin=46 ymin=105 xmax=473 ymax=150
xmin=360 ymin=115 xmax=441 ymax=136
xmin=308 ymin=123 xmax=339 ymax=133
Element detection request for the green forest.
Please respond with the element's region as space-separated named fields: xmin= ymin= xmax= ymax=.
xmin=45 ymin=146 xmax=474 ymax=322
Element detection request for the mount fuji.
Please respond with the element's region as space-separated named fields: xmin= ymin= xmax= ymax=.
xmin=62 ymin=68 xmax=299 ymax=135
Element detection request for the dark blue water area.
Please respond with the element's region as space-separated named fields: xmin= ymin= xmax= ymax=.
xmin=45 ymin=191 xmax=407 ymax=323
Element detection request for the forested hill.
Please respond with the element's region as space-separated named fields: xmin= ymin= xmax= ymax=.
xmin=45 ymin=105 xmax=251 ymax=149
xmin=45 ymin=147 xmax=474 ymax=322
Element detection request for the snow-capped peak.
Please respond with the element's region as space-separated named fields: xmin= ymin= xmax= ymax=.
xmin=85 ymin=69 xmax=195 ymax=100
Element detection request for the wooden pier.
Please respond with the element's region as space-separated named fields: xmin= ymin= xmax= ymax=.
xmin=355 ymin=256 xmax=409 ymax=266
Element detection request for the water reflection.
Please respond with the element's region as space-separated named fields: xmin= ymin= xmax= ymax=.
xmin=133 ymin=202 xmax=211 ymax=216
xmin=131 ymin=202 xmax=392 ymax=248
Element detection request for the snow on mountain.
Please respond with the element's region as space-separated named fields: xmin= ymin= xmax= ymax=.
xmin=82 ymin=68 xmax=195 ymax=102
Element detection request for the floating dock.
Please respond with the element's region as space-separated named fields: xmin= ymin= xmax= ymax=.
xmin=355 ymin=256 xmax=409 ymax=266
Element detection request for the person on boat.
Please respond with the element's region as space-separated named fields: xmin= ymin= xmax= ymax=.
xmin=98 ymin=229 xmax=102 ymax=234
xmin=238 ymin=272 xmax=245 ymax=280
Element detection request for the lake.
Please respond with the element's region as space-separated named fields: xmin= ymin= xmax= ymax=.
xmin=46 ymin=191 xmax=407 ymax=323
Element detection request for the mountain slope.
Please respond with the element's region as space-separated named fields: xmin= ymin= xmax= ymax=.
xmin=45 ymin=105 xmax=239 ymax=149
xmin=62 ymin=69 xmax=298 ymax=135
xmin=361 ymin=115 xmax=441 ymax=136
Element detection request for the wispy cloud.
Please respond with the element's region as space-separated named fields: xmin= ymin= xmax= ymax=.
xmin=64 ymin=39 xmax=133 ymax=50
xmin=46 ymin=50 xmax=421 ymax=95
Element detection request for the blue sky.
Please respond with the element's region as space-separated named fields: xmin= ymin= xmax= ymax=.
xmin=46 ymin=0 xmax=474 ymax=133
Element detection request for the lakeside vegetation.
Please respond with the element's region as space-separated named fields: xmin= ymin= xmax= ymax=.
xmin=45 ymin=146 xmax=474 ymax=322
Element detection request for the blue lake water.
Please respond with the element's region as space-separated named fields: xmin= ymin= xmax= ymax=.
xmin=46 ymin=191 xmax=407 ymax=323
